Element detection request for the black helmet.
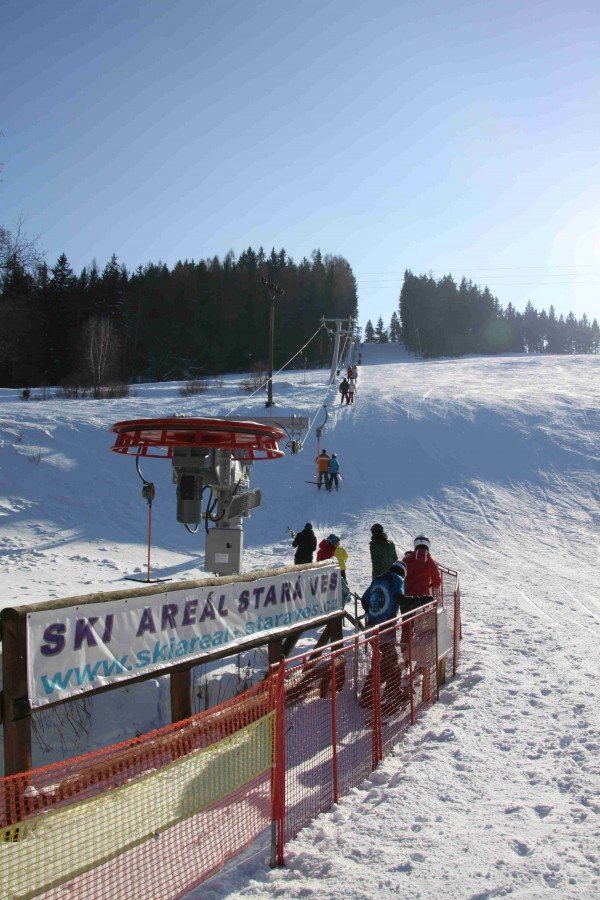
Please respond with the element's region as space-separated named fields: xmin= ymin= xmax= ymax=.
xmin=304 ymin=522 xmax=313 ymax=530
xmin=390 ymin=560 xmax=407 ymax=578
xmin=371 ymin=523 xmax=384 ymax=535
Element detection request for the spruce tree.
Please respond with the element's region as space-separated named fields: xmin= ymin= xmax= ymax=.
xmin=375 ymin=316 xmax=389 ymax=343
xmin=389 ymin=311 xmax=401 ymax=342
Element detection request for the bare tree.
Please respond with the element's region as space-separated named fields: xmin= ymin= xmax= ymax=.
xmin=83 ymin=317 xmax=121 ymax=393
xmin=0 ymin=216 xmax=44 ymax=285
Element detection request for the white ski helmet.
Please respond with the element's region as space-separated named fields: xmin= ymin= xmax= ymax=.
xmin=414 ymin=534 xmax=430 ymax=550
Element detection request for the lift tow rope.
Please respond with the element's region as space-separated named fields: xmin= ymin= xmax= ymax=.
xmin=227 ymin=323 xmax=327 ymax=417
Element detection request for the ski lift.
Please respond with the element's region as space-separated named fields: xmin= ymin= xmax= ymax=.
xmin=110 ymin=417 xmax=286 ymax=579
xmin=239 ymin=414 xmax=309 ymax=455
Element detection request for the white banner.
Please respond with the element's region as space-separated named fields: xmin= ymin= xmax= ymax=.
xmin=26 ymin=563 xmax=341 ymax=708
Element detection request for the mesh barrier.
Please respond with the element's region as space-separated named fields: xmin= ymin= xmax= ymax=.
xmin=439 ymin=566 xmax=461 ymax=677
xmin=281 ymin=603 xmax=439 ymax=843
xmin=0 ymin=681 xmax=274 ymax=900
xmin=1 ymin=577 xmax=461 ymax=896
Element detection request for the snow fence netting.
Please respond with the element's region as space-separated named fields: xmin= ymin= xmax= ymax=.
xmin=0 ymin=681 xmax=275 ymax=900
xmin=280 ymin=602 xmax=439 ymax=843
xmin=0 ymin=587 xmax=460 ymax=896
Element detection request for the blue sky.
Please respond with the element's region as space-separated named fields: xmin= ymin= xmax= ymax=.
xmin=3 ymin=0 xmax=600 ymax=328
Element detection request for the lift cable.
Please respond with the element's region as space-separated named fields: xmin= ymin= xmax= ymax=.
xmin=227 ymin=322 xmax=327 ymax=417
xmin=303 ymin=324 xmax=352 ymax=445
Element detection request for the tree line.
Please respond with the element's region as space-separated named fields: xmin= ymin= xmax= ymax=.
xmin=364 ymin=271 xmax=599 ymax=356
xmin=0 ymin=235 xmax=358 ymax=388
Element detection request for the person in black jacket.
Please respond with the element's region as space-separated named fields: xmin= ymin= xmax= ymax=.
xmin=291 ymin=523 xmax=317 ymax=564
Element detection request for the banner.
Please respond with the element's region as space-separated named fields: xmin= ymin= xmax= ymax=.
xmin=26 ymin=563 xmax=341 ymax=707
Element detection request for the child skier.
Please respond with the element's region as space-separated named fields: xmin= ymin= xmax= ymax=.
xmin=317 ymin=533 xmax=340 ymax=561
xmin=327 ymin=453 xmax=341 ymax=491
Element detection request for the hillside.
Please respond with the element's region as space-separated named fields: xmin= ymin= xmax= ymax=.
xmin=0 ymin=348 xmax=599 ymax=897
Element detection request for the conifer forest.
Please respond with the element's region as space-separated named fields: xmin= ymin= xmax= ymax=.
xmin=0 ymin=225 xmax=598 ymax=390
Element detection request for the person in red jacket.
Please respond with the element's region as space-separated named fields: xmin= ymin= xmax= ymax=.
xmin=317 ymin=533 xmax=340 ymax=561
xmin=402 ymin=534 xmax=442 ymax=598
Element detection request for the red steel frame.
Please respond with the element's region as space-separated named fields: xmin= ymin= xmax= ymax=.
xmin=110 ymin=417 xmax=286 ymax=461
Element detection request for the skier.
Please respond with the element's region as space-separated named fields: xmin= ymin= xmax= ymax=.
xmin=339 ymin=377 xmax=350 ymax=405
xmin=347 ymin=376 xmax=356 ymax=404
xmin=359 ymin=560 xmax=406 ymax=711
xmin=315 ymin=448 xmax=331 ymax=490
xmin=317 ymin=533 xmax=340 ymax=562
xmin=291 ymin=523 xmax=317 ymax=564
xmin=333 ymin=538 xmax=348 ymax=581
xmin=369 ymin=523 xmax=398 ymax=577
xmin=327 ymin=453 xmax=341 ymax=491
xmin=402 ymin=534 xmax=442 ymax=598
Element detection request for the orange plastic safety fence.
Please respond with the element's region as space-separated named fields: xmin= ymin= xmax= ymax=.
xmin=280 ymin=603 xmax=439 ymax=842
xmin=0 ymin=680 xmax=275 ymax=900
xmin=0 ymin=583 xmax=461 ymax=896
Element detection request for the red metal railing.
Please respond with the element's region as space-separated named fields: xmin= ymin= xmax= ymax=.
xmin=274 ymin=602 xmax=439 ymax=854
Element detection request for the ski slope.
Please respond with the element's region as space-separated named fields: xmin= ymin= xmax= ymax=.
xmin=0 ymin=347 xmax=599 ymax=898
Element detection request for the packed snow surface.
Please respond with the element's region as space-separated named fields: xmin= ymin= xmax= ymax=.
xmin=0 ymin=345 xmax=598 ymax=898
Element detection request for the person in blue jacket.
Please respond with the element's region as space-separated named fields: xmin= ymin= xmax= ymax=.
xmin=359 ymin=561 xmax=406 ymax=711
xmin=327 ymin=453 xmax=341 ymax=491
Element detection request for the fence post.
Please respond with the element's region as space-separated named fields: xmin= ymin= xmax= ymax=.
xmin=2 ymin=612 xmax=32 ymax=778
xmin=170 ymin=668 xmax=192 ymax=722
xmin=434 ymin=606 xmax=440 ymax=702
xmin=453 ymin=586 xmax=460 ymax=677
xmin=407 ymin=623 xmax=415 ymax=726
xmin=371 ymin=631 xmax=382 ymax=769
xmin=270 ymin=658 xmax=287 ymax=868
xmin=330 ymin=651 xmax=339 ymax=804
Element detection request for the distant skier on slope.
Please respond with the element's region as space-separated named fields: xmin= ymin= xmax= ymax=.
xmin=359 ymin=560 xmax=406 ymax=711
xmin=291 ymin=523 xmax=317 ymax=564
xmin=347 ymin=376 xmax=356 ymax=404
xmin=339 ymin=378 xmax=350 ymax=405
xmin=327 ymin=453 xmax=341 ymax=491
xmin=369 ymin=523 xmax=398 ymax=577
xmin=402 ymin=534 xmax=442 ymax=598
xmin=315 ymin=448 xmax=331 ymax=490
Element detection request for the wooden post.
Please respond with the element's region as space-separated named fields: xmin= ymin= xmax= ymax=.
xmin=2 ymin=613 xmax=32 ymax=776
xmin=329 ymin=614 xmax=343 ymax=647
xmin=268 ymin=637 xmax=283 ymax=669
xmin=170 ymin=668 xmax=192 ymax=722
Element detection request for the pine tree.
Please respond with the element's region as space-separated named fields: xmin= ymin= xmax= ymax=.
xmin=375 ymin=316 xmax=388 ymax=343
xmin=364 ymin=319 xmax=375 ymax=342
xmin=389 ymin=311 xmax=401 ymax=342
xmin=590 ymin=318 xmax=600 ymax=353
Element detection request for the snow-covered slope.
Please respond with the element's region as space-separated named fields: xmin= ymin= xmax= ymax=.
xmin=1 ymin=350 xmax=599 ymax=897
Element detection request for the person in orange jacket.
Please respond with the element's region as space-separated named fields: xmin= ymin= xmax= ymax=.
xmin=315 ymin=449 xmax=331 ymax=490
xmin=402 ymin=534 xmax=442 ymax=597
